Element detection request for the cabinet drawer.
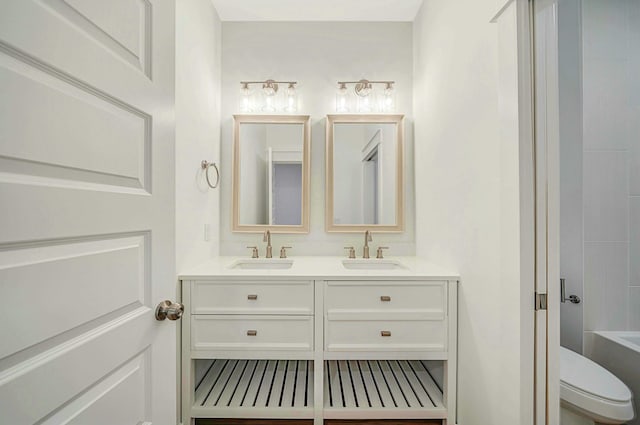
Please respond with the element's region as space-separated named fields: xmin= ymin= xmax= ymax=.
xmin=191 ymin=280 xmax=313 ymax=315
xmin=325 ymin=319 xmax=446 ymax=352
xmin=325 ymin=281 xmax=446 ymax=313
xmin=192 ymin=315 xmax=314 ymax=351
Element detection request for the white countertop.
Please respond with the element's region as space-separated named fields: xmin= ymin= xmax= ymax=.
xmin=178 ymin=256 xmax=459 ymax=280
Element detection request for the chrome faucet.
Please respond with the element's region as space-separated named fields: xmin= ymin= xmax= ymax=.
xmin=363 ymin=230 xmax=373 ymax=259
xmin=263 ymin=230 xmax=273 ymax=258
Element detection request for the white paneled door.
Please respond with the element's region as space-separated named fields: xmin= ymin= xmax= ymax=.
xmin=0 ymin=1 xmax=177 ymax=424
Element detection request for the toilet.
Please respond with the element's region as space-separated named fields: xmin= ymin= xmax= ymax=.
xmin=560 ymin=347 xmax=635 ymax=424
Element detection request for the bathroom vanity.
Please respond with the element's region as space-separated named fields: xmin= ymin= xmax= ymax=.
xmin=179 ymin=257 xmax=458 ymax=425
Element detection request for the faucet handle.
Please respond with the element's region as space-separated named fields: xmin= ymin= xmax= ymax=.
xmin=344 ymin=246 xmax=356 ymax=259
xmin=376 ymin=246 xmax=389 ymax=259
xmin=246 ymin=246 xmax=259 ymax=258
xmin=280 ymin=246 xmax=292 ymax=259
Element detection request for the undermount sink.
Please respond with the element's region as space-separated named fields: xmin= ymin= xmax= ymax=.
xmin=341 ymin=259 xmax=406 ymax=270
xmin=230 ymin=259 xmax=294 ymax=270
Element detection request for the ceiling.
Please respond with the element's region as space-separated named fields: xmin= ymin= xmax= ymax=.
xmin=210 ymin=0 xmax=424 ymax=22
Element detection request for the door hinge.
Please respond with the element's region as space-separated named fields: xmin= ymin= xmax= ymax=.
xmin=535 ymin=292 xmax=547 ymax=311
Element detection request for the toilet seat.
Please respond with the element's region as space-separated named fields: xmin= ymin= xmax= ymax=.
xmin=560 ymin=347 xmax=635 ymax=424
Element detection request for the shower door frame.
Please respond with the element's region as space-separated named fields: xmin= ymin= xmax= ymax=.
xmin=494 ymin=1 xmax=558 ymax=423
xmin=531 ymin=0 xmax=561 ymax=424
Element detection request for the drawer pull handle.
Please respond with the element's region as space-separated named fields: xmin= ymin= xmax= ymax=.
xmin=380 ymin=296 xmax=391 ymax=302
xmin=247 ymin=330 xmax=257 ymax=336
xmin=381 ymin=331 xmax=391 ymax=337
xmin=247 ymin=294 xmax=258 ymax=300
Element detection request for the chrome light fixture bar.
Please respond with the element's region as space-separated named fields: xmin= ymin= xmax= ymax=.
xmin=240 ymin=79 xmax=298 ymax=93
xmin=337 ymin=79 xmax=395 ymax=96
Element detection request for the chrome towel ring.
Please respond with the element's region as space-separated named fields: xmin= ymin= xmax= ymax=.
xmin=201 ymin=160 xmax=219 ymax=189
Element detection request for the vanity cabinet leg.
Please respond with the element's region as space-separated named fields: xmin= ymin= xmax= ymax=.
xmin=444 ymin=280 xmax=458 ymax=425
xmin=314 ymin=280 xmax=324 ymax=425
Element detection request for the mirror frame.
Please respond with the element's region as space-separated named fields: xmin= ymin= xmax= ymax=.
xmin=232 ymin=114 xmax=311 ymax=233
xmin=325 ymin=114 xmax=405 ymax=233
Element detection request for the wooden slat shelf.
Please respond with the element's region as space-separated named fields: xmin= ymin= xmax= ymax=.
xmin=192 ymin=359 xmax=314 ymax=419
xmin=323 ymin=360 xmax=446 ymax=420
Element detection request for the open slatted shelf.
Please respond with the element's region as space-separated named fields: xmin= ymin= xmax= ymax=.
xmin=192 ymin=359 xmax=314 ymax=419
xmin=323 ymin=360 xmax=446 ymax=420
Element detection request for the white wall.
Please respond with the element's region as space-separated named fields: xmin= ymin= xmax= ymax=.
xmin=580 ymin=0 xmax=640 ymax=339
xmin=414 ymin=1 xmax=531 ymax=424
xmin=219 ymin=22 xmax=415 ymax=256
xmin=333 ymin=124 xmax=366 ymax=224
xmin=238 ymin=124 xmax=267 ymax=224
xmin=175 ymin=0 xmax=221 ymax=272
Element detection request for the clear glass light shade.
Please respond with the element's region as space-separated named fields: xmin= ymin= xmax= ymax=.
xmin=285 ymin=84 xmax=298 ymax=113
xmin=356 ymin=92 xmax=374 ymax=113
xmin=262 ymin=81 xmax=277 ymax=97
xmin=380 ymin=84 xmax=395 ymax=112
xmin=239 ymin=85 xmax=253 ymax=113
xmin=358 ymin=82 xmax=373 ymax=97
xmin=336 ymin=84 xmax=349 ymax=113
xmin=262 ymin=92 xmax=277 ymax=112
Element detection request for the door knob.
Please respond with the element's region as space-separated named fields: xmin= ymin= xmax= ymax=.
xmin=155 ymin=300 xmax=184 ymax=321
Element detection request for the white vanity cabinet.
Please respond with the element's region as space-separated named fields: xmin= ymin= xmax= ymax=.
xmin=189 ymin=280 xmax=314 ymax=353
xmin=180 ymin=258 xmax=458 ymax=425
xmin=324 ymin=280 xmax=448 ymax=352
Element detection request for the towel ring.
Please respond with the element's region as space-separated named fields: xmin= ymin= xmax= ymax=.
xmin=201 ymin=160 xmax=219 ymax=189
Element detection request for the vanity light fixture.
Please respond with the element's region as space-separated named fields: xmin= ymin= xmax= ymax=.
xmin=335 ymin=79 xmax=396 ymax=113
xmin=238 ymin=79 xmax=298 ymax=113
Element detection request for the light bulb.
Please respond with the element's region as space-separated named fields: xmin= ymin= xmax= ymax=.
xmin=354 ymin=80 xmax=373 ymax=98
xmin=359 ymin=82 xmax=372 ymax=97
xmin=262 ymin=80 xmax=277 ymax=96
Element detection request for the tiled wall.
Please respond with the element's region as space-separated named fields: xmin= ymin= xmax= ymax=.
xmin=559 ymin=0 xmax=584 ymax=353
xmin=582 ymin=0 xmax=640 ymax=338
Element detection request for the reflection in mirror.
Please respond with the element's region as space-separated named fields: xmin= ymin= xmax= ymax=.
xmin=233 ymin=115 xmax=310 ymax=233
xmin=326 ymin=115 xmax=404 ymax=232
xmin=334 ymin=123 xmax=397 ymax=225
xmin=239 ymin=123 xmax=303 ymax=225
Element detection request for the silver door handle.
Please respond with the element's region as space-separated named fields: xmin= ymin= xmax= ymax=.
xmin=155 ymin=300 xmax=184 ymax=320
xmin=560 ymin=278 xmax=581 ymax=304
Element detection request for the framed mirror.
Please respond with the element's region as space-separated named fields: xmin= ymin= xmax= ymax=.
xmin=232 ymin=115 xmax=310 ymax=233
xmin=326 ymin=114 xmax=404 ymax=232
